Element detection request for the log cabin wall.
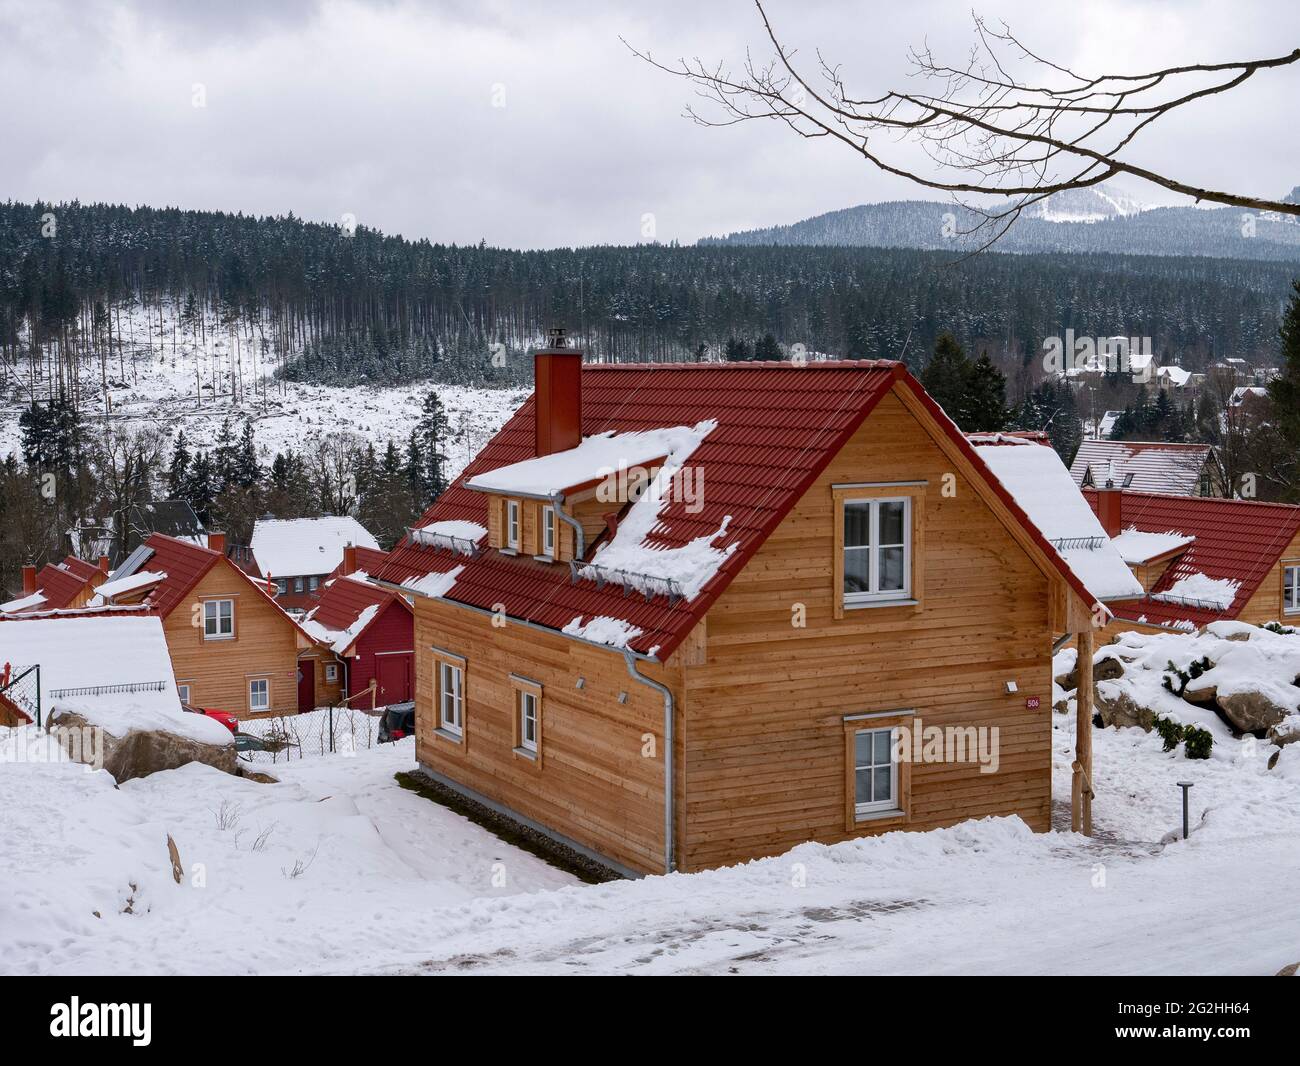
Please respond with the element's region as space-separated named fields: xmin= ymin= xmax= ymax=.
xmin=678 ymin=385 xmax=1056 ymax=870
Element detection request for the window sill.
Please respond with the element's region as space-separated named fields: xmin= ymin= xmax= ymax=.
xmin=500 ymin=547 xmax=519 ymax=556
xmin=203 ymin=634 xmax=236 ymax=642
xmin=434 ymin=727 xmax=464 ymax=744
xmin=854 ymin=807 xmax=906 ymax=823
xmin=532 ymin=554 xmax=556 ymax=563
xmin=512 ymin=745 xmax=538 ymax=761
xmin=844 ymin=598 xmax=918 ymax=611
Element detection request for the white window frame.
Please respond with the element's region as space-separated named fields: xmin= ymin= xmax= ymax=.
xmin=853 ymin=726 xmax=899 ymax=817
xmin=249 ymin=678 xmax=270 ymax=713
xmin=1284 ymin=565 xmax=1300 ymax=614
xmin=843 ymin=497 xmax=912 ymax=606
xmin=518 ymin=689 xmax=538 ymax=752
xmin=324 ymin=663 xmax=338 ymax=683
xmin=507 ymin=500 xmax=520 ymax=550
xmin=203 ymin=599 xmax=235 ymax=640
xmin=177 ymin=684 xmax=191 ymax=704
xmin=439 ymin=661 xmax=464 ymax=736
xmin=308 ymin=575 xmax=319 ymax=591
xmin=541 ymin=505 xmax=556 ymax=558
xmin=276 ymin=578 xmax=288 ymax=596
xmin=294 ymin=576 xmax=304 ymax=593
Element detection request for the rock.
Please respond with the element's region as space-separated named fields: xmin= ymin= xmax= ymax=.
xmin=1093 ymin=656 xmax=1126 ymax=682
xmin=240 ymin=769 xmax=279 ymax=784
xmin=1276 ymin=962 xmax=1299 ymax=977
xmin=167 ymin=835 xmax=183 ymax=884
xmin=48 ymin=709 xmax=237 ymax=784
xmin=1183 ymin=679 xmax=1219 ymax=704
xmin=1267 ymin=717 xmax=1300 ymax=748
xmin=1094 ymin=685 xmax=1157 ymax=731
xmin=1216 ymin=691 xmax=1292 ymax=734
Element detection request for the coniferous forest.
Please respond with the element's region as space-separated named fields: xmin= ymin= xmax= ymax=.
xmin=2 ymin=200 xmax=1296 ymax=406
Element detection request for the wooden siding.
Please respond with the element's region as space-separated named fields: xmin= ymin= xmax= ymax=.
xmin=1238 ymin=531 xmax=1300 ymax=625
xmin=162 ymin=559 xmax=305 ymax=718
xmin=679 ymin=386 xmax=1056 ymax=870
xmin=414 ymin=599 xmax=682 ymax=874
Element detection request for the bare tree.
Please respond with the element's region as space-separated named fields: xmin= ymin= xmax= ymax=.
xmin=629 ymin=3 xmax=1300 ymax=251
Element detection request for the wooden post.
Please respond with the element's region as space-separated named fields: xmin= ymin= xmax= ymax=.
xmin=1075 ymin=625 xmax=1095 ymax=836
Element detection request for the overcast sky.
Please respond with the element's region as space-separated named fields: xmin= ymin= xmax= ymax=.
xmin=0 ymin=0 xmax=1296 ymax=248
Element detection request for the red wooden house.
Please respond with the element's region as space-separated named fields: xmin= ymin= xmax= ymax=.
xmin=302 ymin=552 xmax=414 ymax=706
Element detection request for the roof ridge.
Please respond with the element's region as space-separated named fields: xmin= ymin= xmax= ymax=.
xmin=580 ymin=359 xmax=903 ymax=370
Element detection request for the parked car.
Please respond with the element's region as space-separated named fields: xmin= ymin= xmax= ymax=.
xmin=378 ymin=701 xmax=415 ymax=743
xmin=181 ymin=701 xmax=239 ymax=735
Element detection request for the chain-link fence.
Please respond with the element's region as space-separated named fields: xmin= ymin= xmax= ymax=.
xmin=237 ymin=704 xmax=383 ymax=764
xmin=0 ymin=663 xmax=41 ymax=728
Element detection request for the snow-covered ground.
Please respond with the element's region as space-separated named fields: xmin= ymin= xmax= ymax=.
xmin=0 ymin=300 xmax=526 ymax=476
xmin=3 ymin=701 xmax=1298 ymax=975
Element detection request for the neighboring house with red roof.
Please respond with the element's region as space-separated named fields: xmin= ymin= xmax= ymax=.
xmin=1084 ymin=486 xmax=1300 ymax=634
xmin=302 ymin=557 xmax=414 ymax=707
xmin=1070 ymin=439 xmax=1215 ymax=496
xmin=94 ymin=532 xmax=343 ymax=717
xmin=375 ymin=343 xmax=1111 ymax=877
xmin=1 ymin=555 xmax=111 ymax=615
xmin=246 ymin=516 xmax=381 ymax=613
xmin=324 ymin=545 xmax=390 ymax=585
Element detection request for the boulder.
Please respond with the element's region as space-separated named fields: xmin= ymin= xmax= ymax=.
xmin=1267 ymin=716 xmax=1300 ymax=748
xmin=1182 ymin=679 xmax=1219 ymax=704
xmin=1216 ymin=690 xmax=1292 ymax=734
xmin=1094 ymin=685 xmax=1157 ymax=731
xmin=1093 ymin=656 xmax=1126 ymax=683
xmin=48 ymin=709 xmax=237 ymax=784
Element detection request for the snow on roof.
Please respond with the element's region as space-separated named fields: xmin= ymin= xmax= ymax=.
xmin=0 ymin=615 xmax=227 ymax=744
xmin=1070 ymin=439 xmax=1210 ymax=496
xmin=250 ymin=516 xmax=380 ymax=579
xmin=561 ymin=615 xmax=644 ymax=649
xmin=418 ymin=520 xmax=487 ymax=542
xmin=1152 ymin=572 xmax=1241 ymax=611
xmin=91 ymin=569 xmax=167 ymax=602
xmin=302 ymin=603 xmax=380 ymax=656
xmin=0 ymin=591 xmax=47 ymax=614
xmin=971 ymin=438 xmax=1144 ymax=602
xmin=466 ymin=422 xmax=716 ymax=497
xmin=401 ymin=564 xmax=464 ymax=599
xmin=1155 ymin=365 xmax=1191 ymax=387
xmin=1110 ymin=528 xmax=1195 ymax=565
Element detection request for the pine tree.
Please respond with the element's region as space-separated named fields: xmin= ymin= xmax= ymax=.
xmin=233 ymin=421 xmax=260 ymax=489
xmin=166 ymin=431 xmax=191 ymax=499
xmin=213 ymin=417 xmax=237 ymax=493
xmin=920 ymin=332 xmax=973 ymax=426
xmin=754 ymin=333 xmax=781 ymax=360
xmin=964 ymin=352 xmax=1007 ymax=432
xmin=1268 ymin=279 xmax=1300 ymax=498
xmin=413 ymin=391 xmax=450 ymax=504
xmin=184 ymin=451 xmax=218 ymax=524
xmin=724 ymin=337 xmax=752 ymax=362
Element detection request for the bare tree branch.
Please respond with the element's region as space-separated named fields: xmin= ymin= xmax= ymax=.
xmin=625 ymin=2 xmax=1300 ymax=251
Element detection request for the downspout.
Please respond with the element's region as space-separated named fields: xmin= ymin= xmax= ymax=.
xmin=550 ymin=493 xmax=585 ymax=558
xmin=623 ymin=650 xmax=675 ymax=874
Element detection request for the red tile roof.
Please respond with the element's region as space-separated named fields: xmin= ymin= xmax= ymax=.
xmin=31 ymin=560 xmax=94 ymax=609
xmin=61 ymin=556 xmax=105 ymax=583
xmin=1084 ymin=489 xmax=1300 ymax=626
xmin=379 ymin=361 xmax=1107 ymax=661
xmin=309 ymin=574 xmax=409 ymax=640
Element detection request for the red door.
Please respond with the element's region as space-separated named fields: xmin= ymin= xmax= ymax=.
xmin=297 ymin=661 xmax=316 ymax=713
xmin=375 ymin=654 xmax=411 ymax=705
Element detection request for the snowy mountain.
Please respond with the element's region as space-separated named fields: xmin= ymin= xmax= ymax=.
xmin=702 ymin=183 xmax=1300 ymax=260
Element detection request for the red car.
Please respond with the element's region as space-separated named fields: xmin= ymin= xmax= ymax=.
xmin=181 ymin=701 xmax=239 ymax=735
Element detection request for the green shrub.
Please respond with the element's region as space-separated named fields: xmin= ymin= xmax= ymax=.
xmin=1183 ymin=726 xmax=1213 ymax=760
xmin=1153 ymin=715 xmax=1186 ymax=752
xmin=1161 ymin=656 xmax=1212 ymax=697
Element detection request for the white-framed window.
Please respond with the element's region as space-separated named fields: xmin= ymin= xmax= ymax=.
xmin=203 ymin=599 xmax=234 ymax=640
xmin=843 ymin=497 xmax=911 ymax=604
xmin=276 ymin=578 xmax=288 ymax=595
xmin=541 ymin=505 xmax=556 ymax=557
xmin=308 ymin=575 xmax=319 ymax=591
xmin=1284 ymin=565 xmax=1300 ymax=614
xmin=325 ymin=663 xmax=338 ymax=683
xmin=294 ymin=576 xmax=304 ymax=593
xmin=518 ymin=689 xmax=538 ymax=752
xmin=853 ymin=727 xmax=898 ymax=816
xmin=249 ymin=678 xmax=270 ymax=712
xmin=507 ymin=500 xmax=520 ymax=549
xmin=439 ymin=661 xmax=464 ymax=736
xmin=177 ymin=684 xmax=191 ymax=704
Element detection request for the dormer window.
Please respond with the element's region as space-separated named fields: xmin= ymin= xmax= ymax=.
xmin=507 ymin=500 xmax=520 ymax=550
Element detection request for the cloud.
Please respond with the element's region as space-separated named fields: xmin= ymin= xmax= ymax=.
xmin=0 ymin=0 xmax=1295 ymax=247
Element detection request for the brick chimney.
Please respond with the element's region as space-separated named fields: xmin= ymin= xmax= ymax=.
xmin=207 ymin=532 xmax=226 ymax=555
xmin=534 ymin=327 xmax=582 ymax=456
xmin=342 ymin=544 xmax=357 ymax=576
xmin=98 ymin=554 xmax=110 ymax=573
xmin=21 ymin=565 xmax=37 ymax=596
xmin=1096 ymin=464 xmax=1123 ymax=539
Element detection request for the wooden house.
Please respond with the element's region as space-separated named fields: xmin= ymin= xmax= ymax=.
xmin=376 ymin=346 xmax=1127 ymax=877
xmin=95 ymin=533 xmax=342 ymax=717
xmin=302 ymin=548 xmax=414 ymax=707
xmin=1 ymin=555 xmax=110 ymax=615
xmin=1084 ymin=486 xmax=1300 ymax=637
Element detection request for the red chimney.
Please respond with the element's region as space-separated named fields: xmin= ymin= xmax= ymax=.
xmin=98 ymin=554 xmax=110 ymax=573
xmin=207 ymin=532 xmax=226 ymax=555
xmin=342 ymin=544 xmax=357 ymax=576
xmin=1097 ymin=486 xmax=1123 ymax=539
xmin=534 ymin=328 xmax=582 ymax=456
xmin=21 ymin=565 xmax=37 ymax=596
